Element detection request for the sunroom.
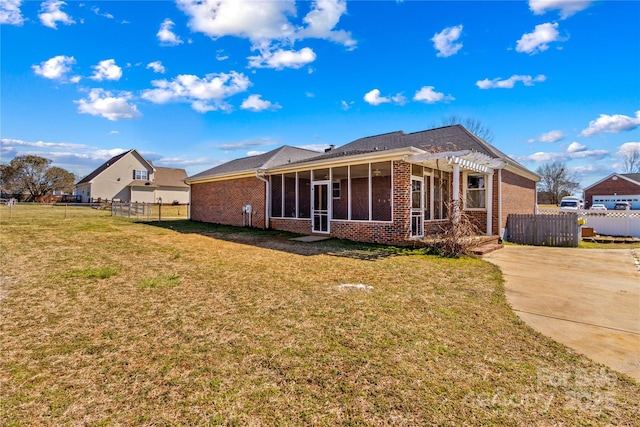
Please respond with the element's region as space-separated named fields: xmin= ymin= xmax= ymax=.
xmin=266 ymin=149 xmax=505 ymax=242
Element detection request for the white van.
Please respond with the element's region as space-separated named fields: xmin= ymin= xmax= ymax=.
xmin=559 ymin=196 xmax=583 ymax=212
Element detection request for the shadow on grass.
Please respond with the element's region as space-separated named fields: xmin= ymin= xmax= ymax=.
xmin=140 ymin=219 xmax=438 ymax=261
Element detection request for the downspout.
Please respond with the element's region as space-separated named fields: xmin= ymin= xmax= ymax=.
xmin=256 ymin=170 xmax=270 ymax=229
xmin=498 ymin=169 xmax=503 ymax=239
xmin=486 ymin=171 xmax=493 ymax=236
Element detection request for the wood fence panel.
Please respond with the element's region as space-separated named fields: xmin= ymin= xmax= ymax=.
xmin=507 ymin=214 xmax=580 ymax=247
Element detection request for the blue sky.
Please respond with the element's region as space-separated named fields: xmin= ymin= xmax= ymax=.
xmin=1 ymin=0 xmax=639 ymax=190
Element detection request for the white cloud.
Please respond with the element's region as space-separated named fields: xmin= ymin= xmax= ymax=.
xmin=391 ymin=93 xmax=408 ymax=105
xmin=521 ymin=142 xmax=609 ymax=163
xmin=248 ymin=47 xmax=316 ymax=70
xmin=157 ymin=18 xmax=183 ymax=46
xmin=91 ymin=6 xmax=113 ymax=19
xmin=431 ymin=25 xmax=463 ymax=57
xmin=39 ymin=0 xmax=75 ymax=29
xmin=1 ymin=0 xmax=24 ymax=25
xmin=176 ymin=0 xmax=296 ymax=41
xmin=90 ymin=59 xmax=122 ymax=81
xmin=240 ymin=94 xmax=281 ymax=112
xmin=476 ymin=74 xmax=546 ymax=89
xmin=364 ymin=89 xmax=389 ymax=106
xmin=516 ymin=22 xmax=562 ymax=54
xmin=579 ymin=111 xmax=640 ymax=137
xmin=529 ymin=129 xmax=565 ymax=143
xmin=32 ymin=55 xmax=76 ymax=80
xmin=76 ymin=89 xmax=141 ymax=121
xmin=413 ymin=86 xmax=454 ymax=104
xmin=146 ymin=61 xmax=166 ymax=74
xmin=0 ymin=137 xmax=87 ymax=150
xmin=296 ymin=0 xmax=356 ymax=49
xmin=363 ymin=89 xmax=407 ymax=106
xmin=340 ymin=100 xmax=353 ymax=111
xmin=617 ymin=142 xmax=640 ymax=157
xmin=529 ymin=0 xmax=593 ymax=19
xmin=108 ymin=130 xmax=119 ymax=135
xmin=176 ymin=0 xmax=355 ymax=49
xmin=567 ymin=141 xmax=586 ymax=153
xmin=141 ymin=72 xmax=251 ymax=113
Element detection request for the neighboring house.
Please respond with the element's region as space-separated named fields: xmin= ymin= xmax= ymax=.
xmin=75 ymin=149 xmax=190 ymax=204
xmin=583 ymin=173 xmax=640 ymax=209
xmin=186 ymin=125 xmax=540 ymax=245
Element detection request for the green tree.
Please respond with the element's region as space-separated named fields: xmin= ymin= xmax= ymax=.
xmin=0 ymin=155 xmax=76 ymax=201
xmin=536 ymin=161 xmax=581 ymax=205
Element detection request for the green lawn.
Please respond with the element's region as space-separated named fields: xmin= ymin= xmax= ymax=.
xmin=1 ymin=205 xmax=638 ymax=425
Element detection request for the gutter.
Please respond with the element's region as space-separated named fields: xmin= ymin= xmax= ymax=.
xmin=255 ymin=169 xmax=270 ymax=229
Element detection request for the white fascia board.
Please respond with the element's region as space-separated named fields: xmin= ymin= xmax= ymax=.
xmin=584 ymin=173 xmax=640 ymax=191
xmin=185 ymin=170 xmax=260 ymax=185
xmin=268 ymin=147 xmax=423 ymax=174
xmin=504 ymin=161 xmax=541 ymax=182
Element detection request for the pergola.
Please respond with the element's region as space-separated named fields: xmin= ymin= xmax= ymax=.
xmin=405 ymin=150 xmax=507 ymax=235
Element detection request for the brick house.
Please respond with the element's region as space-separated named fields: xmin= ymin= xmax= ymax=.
xmin=186 ymin=125 xmax=539 ymax=245
xmin=583 ymin=173 xmax=640 ymax=209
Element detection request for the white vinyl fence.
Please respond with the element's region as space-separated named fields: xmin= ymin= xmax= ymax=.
xmin=578 ymin=210 xmax=640 ymax=238
xmin=537 ymin=208 xmax=640 ymax=238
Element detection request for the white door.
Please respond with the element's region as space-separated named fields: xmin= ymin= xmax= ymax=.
xmin=411 ymin=178 xmax=424 ymax=237
xmin=312 ymin=182 xmax=330 ymax=233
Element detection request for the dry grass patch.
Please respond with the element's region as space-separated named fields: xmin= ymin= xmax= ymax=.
xmin=1 ymin=205 xmax=639 ymax=425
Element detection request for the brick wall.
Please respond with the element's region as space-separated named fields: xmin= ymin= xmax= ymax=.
xmin=190 ymin=177 xmax=267 ymax=228
xmin=584 ymin=176 xmax=640 ymax=206
xmin=500 ymin=169 xmax=537 ymax=230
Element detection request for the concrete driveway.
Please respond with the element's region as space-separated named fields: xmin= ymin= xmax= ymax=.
xmin=483 ymin=246 xmax=640 ymax=382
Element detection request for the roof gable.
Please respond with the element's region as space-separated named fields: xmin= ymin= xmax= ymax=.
xmin=187 ymin=146 xmax=322 ymax=181
xmin=584 ymin=173 xmax=640 ymax=191
xmin=326 ymin=125 xmax=499 ymax=157
xmin=75 ymin=149 xmax=154 ymax=185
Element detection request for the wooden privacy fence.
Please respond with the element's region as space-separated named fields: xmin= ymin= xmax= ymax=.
xmin=506 ymin=213 xmax=580 ymax=247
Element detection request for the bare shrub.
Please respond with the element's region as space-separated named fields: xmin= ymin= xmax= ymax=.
xmin=422 ymin=201 xmax=482 ymax=257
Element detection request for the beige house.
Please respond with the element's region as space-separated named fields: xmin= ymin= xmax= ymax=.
xmin=75 ymin=149 xmax=189 ymax=204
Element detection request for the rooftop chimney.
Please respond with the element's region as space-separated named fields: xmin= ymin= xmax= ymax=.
xmin=324 ymin=144 xmax=336 ymax=153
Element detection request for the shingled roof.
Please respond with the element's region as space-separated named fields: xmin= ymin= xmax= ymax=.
xmin=318 ymin=125 xmax=508 ymax=160
xmin=187 ymin=125 xmax=535 ymax=181
xmin=187 ymin=146 xmax=322 ymax=181
xmin=152 ymin=167 xmax=189 ymax=188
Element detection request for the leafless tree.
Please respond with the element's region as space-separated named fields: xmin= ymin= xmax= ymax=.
xmin=622 ymin=148 xmax=640 ymax=173
xmin=536 ymin=161 xmax=581 ymax=205
xmin=431 ymin=115 xmax=495 ymax=143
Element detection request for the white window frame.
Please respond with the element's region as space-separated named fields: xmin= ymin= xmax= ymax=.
xmin=134 ymin=169 xmax=148 ymax=180
xmin=465 ymin=173 xmax=486 ymax=210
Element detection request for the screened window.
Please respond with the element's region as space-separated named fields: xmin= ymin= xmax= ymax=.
xmin=332 ymin=166 xmax=348 ymax=220
xmin=466 ymin=174 xmax=486 ymax=209
xmin=350 ymin=164 xmax=370 ymax=220
xmin=298 ymin=171 xmax=311 ymax=218
xmin=271 ymin=174 xmax=282 ymax=217
xmin=371 ymin=161 xmax=392 ymax=221
xmin=284 ymin=173 xmax=297 ymax=218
